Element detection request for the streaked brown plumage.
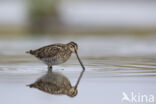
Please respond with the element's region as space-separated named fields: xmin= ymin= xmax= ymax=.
xmin=27 ymin=69 xmax=85 ymax=97
xmin=26 ymin=41 xmax=85 ymax=71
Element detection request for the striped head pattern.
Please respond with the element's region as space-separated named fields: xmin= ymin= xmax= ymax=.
xmin=67 ymin=41 xmax=78 ymax=53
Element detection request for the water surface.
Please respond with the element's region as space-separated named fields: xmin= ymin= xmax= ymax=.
xmin=0 ymin=36 xmax=156 ymax=104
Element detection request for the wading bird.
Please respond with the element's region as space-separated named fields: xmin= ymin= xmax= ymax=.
xmin=27 ymin=69 xmax=85 ymax=97
xmin=26 ymin=42 xmax=85 ymax=71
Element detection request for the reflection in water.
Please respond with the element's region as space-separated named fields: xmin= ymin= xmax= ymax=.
xmin=27 ymin=70 xmax=85 ymax=97
xmin=0 ymin=36 xmax=156 ymax=104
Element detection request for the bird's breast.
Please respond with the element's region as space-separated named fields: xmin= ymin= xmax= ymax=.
xmin=57 ymin=50 xmax=72 ymax=64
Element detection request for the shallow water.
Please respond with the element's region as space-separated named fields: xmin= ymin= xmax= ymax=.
xmin=0 ymin=36 xmax=156 ymax=104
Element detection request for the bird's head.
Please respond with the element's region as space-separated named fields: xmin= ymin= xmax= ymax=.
xmin=67 ymin=41 xmax=85 ymax=70
xmin=67 ymin=87 xmax=78 ymax=97
xmin=67 ymin=41 xmax=78 ymax=53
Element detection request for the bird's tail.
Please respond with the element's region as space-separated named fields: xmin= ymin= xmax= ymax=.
xmin=26 ymin=83 xmax=35 ymax=88
xmin=26 ymin=50 xmax=33 ymax=54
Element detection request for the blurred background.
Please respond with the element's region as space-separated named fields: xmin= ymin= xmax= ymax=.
xmin=0 ymin=0 xmax=156 ymax=36
xmin=0 ymin=0 xmax=156 ymax=57
xmin=1 ymin=1 xmax=156 ymax=104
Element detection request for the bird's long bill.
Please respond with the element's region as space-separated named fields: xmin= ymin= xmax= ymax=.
xmin=75 ymin=50 xmax=85 ymax=71
xmin=74 ymin=50 xmax=85 ymax=89
xmin=75 ymin=69 xmax=85 ymax=89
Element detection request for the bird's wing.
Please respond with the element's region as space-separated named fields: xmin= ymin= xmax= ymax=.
xmin=44 ymin=82 xmax=65 ymax=94
xmin=32 ymin=44 xmax=62 ymax=58
xmin=30 ymin=80 xmax=65 ymax=95
xmin=43 ymin=73 xmax=72 ymax=89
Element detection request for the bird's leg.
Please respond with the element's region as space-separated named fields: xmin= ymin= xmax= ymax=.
xmin=48 ymin=66 xmax=53 ymax=73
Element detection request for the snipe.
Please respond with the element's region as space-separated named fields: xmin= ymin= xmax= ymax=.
xmin=26 ymin=41 xmax=85 ymax=71
xmin=27 ymin=69 xmax=85 ymax=97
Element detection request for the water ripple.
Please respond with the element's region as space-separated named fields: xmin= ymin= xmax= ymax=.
xmin=0 ymin=55 xmax=156 ymax=77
